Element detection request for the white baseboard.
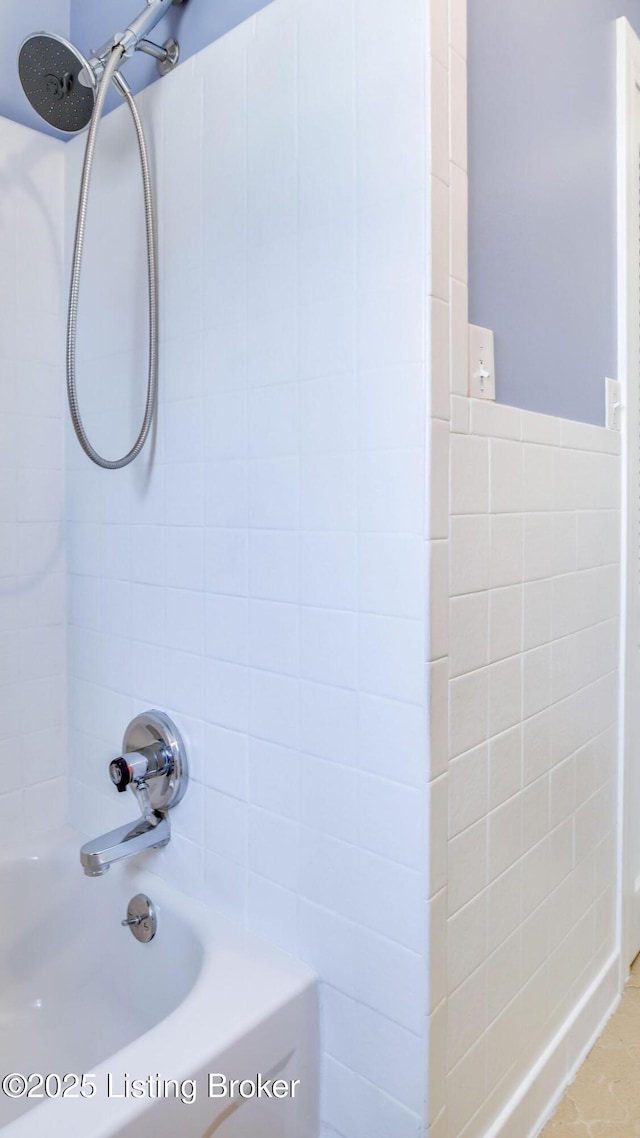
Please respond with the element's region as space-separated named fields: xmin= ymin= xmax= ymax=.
xmin=485 ymin=953 xmax=621 ymax=1138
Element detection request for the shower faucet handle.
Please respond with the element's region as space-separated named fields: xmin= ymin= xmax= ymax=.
xmin=109 ymin=756 xmax=132 ymax=793
xmin=107 ymin=710 xmax=189 ymax=815
xmin=109 ymin=740 xmax=172 ymax=792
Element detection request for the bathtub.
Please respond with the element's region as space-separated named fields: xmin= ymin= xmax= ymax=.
xmin=0 ymin=833 xmax=318 ymax=1137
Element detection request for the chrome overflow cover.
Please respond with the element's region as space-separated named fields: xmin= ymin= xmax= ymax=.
xmin=122 ymin=893 xmax=157 ymax=943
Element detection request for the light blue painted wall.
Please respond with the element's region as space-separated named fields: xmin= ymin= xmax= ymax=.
xmin=469 ymin=1 xmax=640 ymax=425
xmin=0 ymin=0 xmax=70 ymax=133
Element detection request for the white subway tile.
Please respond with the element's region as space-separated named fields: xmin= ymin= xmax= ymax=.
xmin=487 ymin=861 xmax=522 ymax=957
xmin=247 ymin=874 xmax=297 ymax=954
xmin=249 ymin=599 xmax=299 ymax=676
xmin=450 ymin=668 xmax=489 ymax=758
xmin=489 ymin=655 xmax=522 ymax=737
xmin=300 ymin=453 xmax=356 ymax=532
xmin=449 ymin=743 xmax=488 ymax=837
xmin=360 ymin=189 xmax=426 ymax=297
xmin=203 ymin=850 xmax=246 ymax=924
xmin=429 ymin=539 xmax=449 ymax=662
xmin=204 ymin=658 xmax=249 ymax=733
xmin=249 ymin=669 xmax=299 ymax=750
xmin=357 ymin=773 xmax=424 ymax=869
xmin=450 ymin=48 xmax=468 ymax=173
xmin=248 ymin=383 xmax=299 ymax=459
xmin=450 ymin=591 xmax=489 ymax=678
xmin=356 ymin=0 xmax=426 ymax=203
xmin=488 ymin=794 xmax=522 ymax=882
xmin=205 ymin=528 xmax=248 ymax=597
xmin=431 ymin=298 xmax=450 ymax=422
xmin=300 ymin=680 xmax=358 ymax=767
xmin=450 ymin=434 xmax=489 ymax=515
xmin=357 ymin=281 xmax=425 ymax=372
xmin=165 ymin=649 xmax=204 ymax=719
xmin=351 ymin=846 xmax=425 ymax=952
xmin=489 ymin=585 xmax=523 ymax=664
xmin=204 ymin=724 xmax=249 ymax=799
xmin=522 ymin=775 xmax=550 ymax=852
xmin=523 ymin=579 xmax=554 ymax=650
xmin=300 ymin=755 xmax=356 ymax=841
xmin=353 ymin=926 xmax=425 ymax=1035
xmin=448 ymin=892 xmax=486 ymax=995
xmin=359 ymin=534 xmax=424 ymax=620
xmin=523 ymin=444 xmax=556 ymax=512
xmin=165 ymin=526 xmax=205 ymax=591
xmin=358 ymin=449 xmax=425 ymax=535
xmin=247 ymin=307 xmax=297 ymax=387
xmin=359 ymin=692 xmax=426 ymax=786
xmin=451 ymin=515 xmax=490 ymax=596
xmin=576 ymin=510 xmax=620 ymax=570
xmin=359 ymin=614 xmax=425 ymax=704
xmin=358 ymin=366 xmax=426 ymax=451
xmin=489 ymin=725 xmax=522 ymax=811
xmin=430 ymin=58 xmax=450 ymax=185
xmin=301 ymin=607 xmax=358 ymax=690
xmin=247 ymin=530 xmax=298 ymax=602
xmin=450 ymin=164 xmax=468 ymax=286
xmin=298 ymin=901 xmax=355 ymax=997
xmin=166 ymin=588 xmax=205 ymax=656
xmin=523 ymin=644 xmax=552 ymax=720
xmin=486 ymin=929 xmax=521 ymax=1023
xmin=447 ymin=964 xmax=486 ymax=1069
xmin=447 ymin=1038 xmax=486 ymax=1138
xmin=205 ymin=594 xmax=250 ymax=666
xmin=249 ymin=806 xmax=299 ymax=892
xmin=300 ymin=375 xmax=356 ymax=455
xmin=450 ymin=279 xmax=469 ymax=396
xmin=490 ymin=439 xmax=523 ymax=514
xmin=430 ymin=417 xmax=450 ymax=541
xmin=248 ymin=457 xmax=298 ymax=530
xmin=490 ymin=514 xmax=523 ymax=589
xmin=204 ymin=392 xmax=248 ymax=460
xmin=425 ymin=660 xmax=446 ymax=782
xmin=521 ymin=410 xmax=562 ymax=447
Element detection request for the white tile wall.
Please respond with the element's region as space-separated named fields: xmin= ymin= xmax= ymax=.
xmin=425 ymin=1 xmax=455 ymax=1132
xmin=447 ymin=401 xmax=620 ymax=1136
xmin=0 ymin=118 xmax=67 ymax=838
xmin=426 ymin=0 xmax=623 ymax=1130
xmin=63 ymin=1 xmax=430 ymax=1134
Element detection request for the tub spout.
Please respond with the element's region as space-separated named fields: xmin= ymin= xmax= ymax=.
xmin=79 ymin=710 xmax=188 ymax=878
xmin=80 ymin=814 xmax=170 ymax=877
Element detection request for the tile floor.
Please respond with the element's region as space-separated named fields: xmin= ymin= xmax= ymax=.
xmin=541 ymin=957 xmax=640 ymax=1135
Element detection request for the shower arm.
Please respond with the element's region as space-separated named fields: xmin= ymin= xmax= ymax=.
xmin=80 ymin=0 xmax=185 ymax=86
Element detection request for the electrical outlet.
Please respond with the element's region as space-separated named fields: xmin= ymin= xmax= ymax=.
xmin=606 ymin=377 xmax=622 ymax=431
xmin=468 ymin=324 xmax=495 ymax=400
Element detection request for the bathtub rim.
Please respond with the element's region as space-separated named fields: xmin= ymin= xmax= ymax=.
xmin=0 ymin=827 xmax=318 ymax=1138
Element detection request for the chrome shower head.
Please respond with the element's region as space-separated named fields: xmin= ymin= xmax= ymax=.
xmin=18 ymin=33 xmax=96 ymax=133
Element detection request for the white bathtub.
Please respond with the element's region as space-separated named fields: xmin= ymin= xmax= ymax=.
xmin=0 ymin=833 xmax=318 ymax=1137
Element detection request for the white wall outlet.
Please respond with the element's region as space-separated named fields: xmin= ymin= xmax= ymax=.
xmin=468 ymin=324 xmax=496 ymax=400
xmin=605 ymin=377 xmax=622 ymax=431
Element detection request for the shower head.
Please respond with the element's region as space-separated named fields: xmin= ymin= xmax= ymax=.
xmin=18 ymin=3 xmax=186 ymax=133
xmin=18 ymin=33 xmax=96 ymax=134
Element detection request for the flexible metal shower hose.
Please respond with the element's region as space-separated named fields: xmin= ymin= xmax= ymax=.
xmin=67 ymin=44 xmax=158 ymax=469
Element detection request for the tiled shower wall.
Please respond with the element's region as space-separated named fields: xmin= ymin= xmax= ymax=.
xmin=446 ymin=402 xmax=620 ymax=1136
xmin=0 ymin=118 xmax=67 ymax=841
xmin=65 ymin=1 xmax=431 ymax=1134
